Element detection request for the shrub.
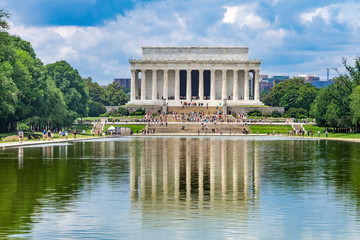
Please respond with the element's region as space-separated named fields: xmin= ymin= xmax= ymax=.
xmin=248 ymin=110 xmax=262 ymax=117
xmin=271 ymin=110 xmax=283 ymax=118
xmin=284 ymin=108 xmax=308 ymax=118
xmin=18 ymin=123 xmax=30 ymax=132
xmin=88 ymin=101 xmax=107 ymax=117
xmin=135 ymin=108 xmax=145 ymax=115
xmin=118 ymin=107 xmax=129 ymax=116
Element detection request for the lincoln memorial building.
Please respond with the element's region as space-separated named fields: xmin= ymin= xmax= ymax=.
xmin=127 ymin=46 xmax=263 ymax=106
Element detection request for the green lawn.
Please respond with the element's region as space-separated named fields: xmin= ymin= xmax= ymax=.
xmin=78 ymin=116 xmax=145 ymax=122
xmin=72 ymin=123 xmax=94 ymax=135
xmin=249 ymin=125 xmax=294 ymax=134
xmin=303 ymin=125 xmax=326 ymax=133
xmin=103 ymin=124 xmax=145 ymax=133
xmin=303 ymin=125 xmax=360 ymax=138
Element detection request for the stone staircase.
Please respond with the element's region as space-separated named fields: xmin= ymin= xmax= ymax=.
xmin=147 ymin=123 xmax=248 ymax=134
xmin=167 ymin=106 xmax=223 ymax=115
xmin=292 ymin=123 xmax=304 ymax=133
xmin=92 ymin=122 xmax=104 ymax=134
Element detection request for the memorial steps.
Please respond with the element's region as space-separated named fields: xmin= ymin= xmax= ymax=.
xmin=167 ymin=106 xmax=222 ymax=115
xmin=147 ymin=122 xmax=248 ymax=134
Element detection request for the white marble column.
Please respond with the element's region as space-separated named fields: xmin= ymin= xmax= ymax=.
xmin=175 ymin=69 xmax=180 ymax=100
xmin=199 ymin=69 xmax=204 ymax=100
xmin=163 ymin=69 xmax=168 ymax=100
xmin=254 ymin=69 xmax=260 ymax=101
xmin=233 ymin=70 xmax=238 ymax=101
xmin=210 ymin=69 xmax=215 ymax=101
xmin=244 ymin=69 xmax=249 ymax=101
xmin=130 ymin=70 xmax=136 ymax=101
xmin=222 ymin=70 xmax=227 ymax=100
xmin=141 ymin=69 xmax=147 ymax=100
xmin=135 ymin=71 xmax=139 ymax=99
xmin=186 ymin=70 xmax=191 ymax=101
xmin=152 ymin=69 xmax=157 ymax=100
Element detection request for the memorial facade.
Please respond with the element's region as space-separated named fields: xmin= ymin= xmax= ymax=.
xmin=127 ymin=46 xmax=263 ymax=106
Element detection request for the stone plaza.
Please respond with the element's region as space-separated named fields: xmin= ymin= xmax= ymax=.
xmin=127 ymin=46 xmax=263 ymax=107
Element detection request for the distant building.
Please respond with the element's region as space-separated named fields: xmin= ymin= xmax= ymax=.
xmin=272 ymin=76 xmax=289 ymax=85
xmin=311 ymin=80 xmax=334 ymax=88
xmin=297 ymin=74 xmax=333 ymax=88
xmin=114 ymin=78 xmax=141 ymax=88
xmin=259 ymin=79 xmax=272 ymax=93
xmin=298 ymin=75 xmax=320 ymax=82
xmin=114 ymin=78 xmax=130 ymax=88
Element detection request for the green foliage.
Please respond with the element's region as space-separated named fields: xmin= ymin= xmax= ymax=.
xmin=0 ymin=9 xmax=10 ymax=32
xmin=284 ymin=108 xmax=308 ymax=118
xmin=311 ymin=74 xmax=353 ymax=128
xmin=88 ymin=100 xmax=106 ymax=117
xmin=17 ymin=123 xmax=30 ymax=132
xmin=118 ymin=107 xmax=129 ymax=116
xmin=130 ymin=108 xmax=145 ymax=116
xmin=350 ymin=85 xmax=360 ymax=125
xmin=85 ymin=77 xmax=105 ymax=104
xmin=271 ymin=110 xmax=283 ymax=117
xmin=247 ymin=110 xmax=262 ymax=116
xmin=103 ymin=82 xmax=129 ymax=106
xmin=46 ymin=61 xmax=89 ymax=124
xmin=263 ymin=77 xmax=318 ymax=111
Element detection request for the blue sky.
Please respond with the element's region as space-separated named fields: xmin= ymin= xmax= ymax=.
xmin=1 ymin=0 xmax=359 ymax=84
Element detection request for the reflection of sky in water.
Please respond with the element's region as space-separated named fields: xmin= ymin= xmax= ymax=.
xmin=2 ymin=137 xmax=360 ymax=239
xmin=17 ymin=143 xmax=73 ymax=148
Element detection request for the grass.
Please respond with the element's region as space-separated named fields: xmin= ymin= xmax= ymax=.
xmin=303 ymin=125 xmax=326 ymax=133
xmin=78 ymin=116 xmax=145 ymax=122
xmin=303 ymin=125 xmax=360 ymax=139
xmin=249 ymin=125 xmax=294 ymax=134
xmin=103 ymin=124 xmax=145 ymax=133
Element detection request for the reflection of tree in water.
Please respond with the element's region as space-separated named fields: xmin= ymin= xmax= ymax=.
xmin=130 ymin=137 xmax=260 ymax=226
xmin=0 ymin=141 xmax=131 ymax=238
xmin=256 ymin=139 xmax=360 ymax=213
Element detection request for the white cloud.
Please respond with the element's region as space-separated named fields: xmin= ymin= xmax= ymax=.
xmin=222 ymin=4 xmax=270 ymax=29
xmin=300 ymin=2 xmax=360 ymax=29
xmin=6 ymin=0 xmax=360 ymax=84
xmin=300 ymin=6 xmax=333 ymax=24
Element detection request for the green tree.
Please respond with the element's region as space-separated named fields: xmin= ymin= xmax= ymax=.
xmin=84 ymin=77 xmax=105 ymax=104
xmin=311 ymin=71 xmax=353 ymax=129
xmin=88 ymin=100 xmax=106 ymax=117
xmin=0 ymin=9 xmax=9 ymax=31
xmin=263 ymin=77 xmax=317 ymax=112
xmin=103 ymin=82 xmax=129 ymax=106
xmin=46 ymin=61 xmax=89 ymax=124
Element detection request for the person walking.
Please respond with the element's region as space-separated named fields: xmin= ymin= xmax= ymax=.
xmin=43 ymin=130 xmax=47 ymax=141
xmin=18 ymin=129 xmax=24 ymax=143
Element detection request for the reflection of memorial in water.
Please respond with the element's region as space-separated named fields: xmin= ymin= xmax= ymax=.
xmin=130 ymin=137 xmax=260 ymax=216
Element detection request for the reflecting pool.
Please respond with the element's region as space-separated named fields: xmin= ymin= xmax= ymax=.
xmin=1 ymin=136 xmax=360 ymax=239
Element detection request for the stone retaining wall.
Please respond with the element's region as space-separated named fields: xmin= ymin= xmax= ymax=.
xmin=106 ymin=106 xmax=162 ymax=114
xmin=108 ymin=105 xmax=284 ymax=115
xmin=228 ymin=106 xmax=284 ymax=115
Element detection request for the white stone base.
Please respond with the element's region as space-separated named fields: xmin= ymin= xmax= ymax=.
xmin=126 ymin=99 xmax=264 ymax=107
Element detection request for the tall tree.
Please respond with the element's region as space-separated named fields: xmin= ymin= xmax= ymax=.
xmin=84 ymin=77 xmax=105 ymax=104
xmin=46 ymin=61 xmax=89 ymax=124
xmin=263 ymin=77 xmax=318 ymax=113
xmin=103 ymin=82 xmax=129 ymax=106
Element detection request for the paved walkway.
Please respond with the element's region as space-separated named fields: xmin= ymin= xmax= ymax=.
xmin=0 ymin=136 xmax=105 ymax=149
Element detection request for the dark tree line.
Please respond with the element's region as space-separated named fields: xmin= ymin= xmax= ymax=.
xmin=263 ymin=57 xmax=360 ymax=132
xmin=0 ymin=9 xmax=129 ymax=132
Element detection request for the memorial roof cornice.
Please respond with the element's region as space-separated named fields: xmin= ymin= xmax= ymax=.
xmin=129 ymin=59 xmax=261 ymax=64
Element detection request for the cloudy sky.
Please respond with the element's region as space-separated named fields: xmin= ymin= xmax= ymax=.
xmin=1 ymin=0 xmax=359 ymax=84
